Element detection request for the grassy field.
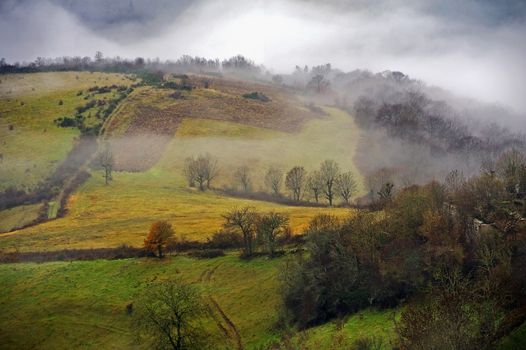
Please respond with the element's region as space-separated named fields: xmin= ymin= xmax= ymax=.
xmin=0 ymin=72 xmax=389 ymax=350
xmin=0 ymin=170 xmax=353 ymax=252
xmin=0 ymin=104 xmax=361 ymax=252
xmin=0 ymin=254 xmax=396 ymax=350
xmin=0 ymin=72 xmax=131 ymax=190
xmin=0 ymin=203 xmax=43 ymax=233
xmin=499 ymin=322 xmax=526 ymax=350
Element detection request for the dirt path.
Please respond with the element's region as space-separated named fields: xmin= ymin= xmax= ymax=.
xmin=200 ymin=263 xmax=244 ymax=350
xmin=52 ymin=139 xmax=99 ymax=219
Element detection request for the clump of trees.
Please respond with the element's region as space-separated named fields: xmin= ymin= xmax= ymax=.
xmin=54 ymin=85 xmax=133 ymax=136
xmin=0 ymin=53 xmax=263 ymax=77
xmin=144 ymin=221 xmax=175 ymax=258
xmin=257 ymin=212 xmax=290 ymax=257
xmin=222 ymin=207 xmax=290 ymax=258
xmin=183 ymin=154 xmax=219 ymax=191
xmin=278 ymin=159 xmax=526 ymax=349
xmin=352 ymin=91 xmax=526 ymax=167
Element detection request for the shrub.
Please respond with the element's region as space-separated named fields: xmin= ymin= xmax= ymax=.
xmin=208 ymin=230 xmax=244 ymax=249
xmin=242 ymin=91 xmax=269 ymax=102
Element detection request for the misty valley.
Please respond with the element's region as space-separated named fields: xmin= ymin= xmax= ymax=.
xmin=1 ymin=1 xmax=526 ymax=350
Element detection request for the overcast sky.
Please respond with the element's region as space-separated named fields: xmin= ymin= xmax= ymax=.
xmin=1 ymin=0 xmax=525 ymax=112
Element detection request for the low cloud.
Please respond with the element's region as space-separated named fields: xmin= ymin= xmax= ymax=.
xmin=1 ymin=0 xmax=526 ymax=113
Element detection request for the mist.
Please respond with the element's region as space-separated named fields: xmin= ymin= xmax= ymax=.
xmin=1 ymin=0 xmax=526 ymax=114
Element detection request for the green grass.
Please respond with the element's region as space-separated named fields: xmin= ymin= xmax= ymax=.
xmin=0 ymin=72 xmax=395 ymax=349
xmin=0 ymin=203 xmax=43 ymax=233
xmin=499 ymin=321 xmax=526 ymax=350
xmin=47 ymin=200 xmax=59 ymax=219
xmin=0 ymin=254 xmax=281 ymax=349
xmin=0 ymin=72 xmax=130 ymax=190
xmin=281 ymin=309 xmax=397 ymax=349
xmin=0 ymin=254 xmax=395 ymax=350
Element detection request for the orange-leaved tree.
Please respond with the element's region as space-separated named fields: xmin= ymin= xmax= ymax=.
xmin=144 ymin=221 xmax=175 ymax=258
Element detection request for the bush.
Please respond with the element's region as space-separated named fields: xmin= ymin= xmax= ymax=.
xmin=208 ymin=230 xmax=244 ymax=249
xmin=242 ymin=91 xmax=269 ymax=102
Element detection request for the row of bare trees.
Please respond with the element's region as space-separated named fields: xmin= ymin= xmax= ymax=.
xmin=183 ymin=155 xmax=358 ymax=206
xmin=235 ymin=160 xmax=358 ymax=206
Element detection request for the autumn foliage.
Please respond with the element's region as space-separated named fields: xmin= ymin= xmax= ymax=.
xmin=144 ymin=221 xmax=175 ymax=258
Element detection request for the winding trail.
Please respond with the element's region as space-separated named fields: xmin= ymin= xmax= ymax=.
xmin=200 ymin=263 xmax=244 ymax=350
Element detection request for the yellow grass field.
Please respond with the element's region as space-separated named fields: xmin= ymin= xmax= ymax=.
xmin=0 ymin=170 xmax=354 ymax=252
xmin=0 ymin=100 xmax=363 ymax=253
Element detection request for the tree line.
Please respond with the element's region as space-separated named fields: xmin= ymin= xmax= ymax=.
xmin=0 ymin=53 xmax=262 ymax=76
xmin=184 ymin=155 xmax=359 ymax=207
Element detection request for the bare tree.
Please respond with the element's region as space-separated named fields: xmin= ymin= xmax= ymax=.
xmin=94 ymin=51 xmax=104 ymax=63
xmin=265 ymin=166 xmax=283 ymax=196
xmin=222 ymin=207 xmax=259 ymax=256
xmin=99 ymin=143 xmax=114 ymax=185
xmin=234 ymin=165 xmax=251 ymax=192
xmin=285 ymin=166 xmax=306 ymax=202
xmin=183 ymin=154 xmax=219 ymax=191
xmin=444 ymin=169 xmax=466 ymax=196
xmin=308 ymin=74 xmax=330 ymax=93
xmin=366 ymin=167 xmax=395 ymax=200
xmin=134 ymin=280 xmax=208 ymax=350
xmin=200 ymin=153 xmax=219 ymax=190
xmin=257 ymin=212 xmax=289 ymax=257
xmin=183 ymin=157 xmax=197 ymax=187
xmin=320 ymin=160 xmax=340 ymax=206
xmin=335 ymin=171 xmax=357 ymax=206
xmin=307 ymin=170 xmax=324 ymax=203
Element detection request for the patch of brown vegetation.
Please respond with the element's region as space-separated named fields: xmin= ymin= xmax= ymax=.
xmin=105 ymin=76 xmax=320 ymax=171
xmin=109 ymin=106 xmax=182 ymax=171
xmin=184 ymin=75 xmax=317 ymax=132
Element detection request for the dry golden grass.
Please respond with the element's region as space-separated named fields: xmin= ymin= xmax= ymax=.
xmin=0 ymin=170 xmax=354 ymax=252
xmin=0 ymin=106 xmax=362 ymax=252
